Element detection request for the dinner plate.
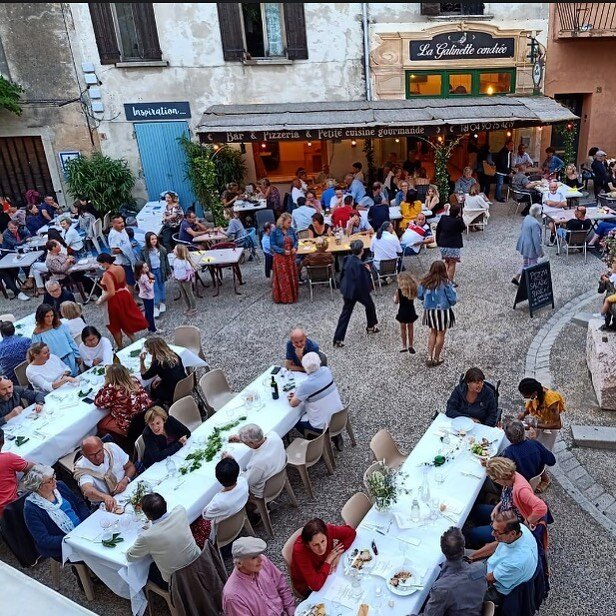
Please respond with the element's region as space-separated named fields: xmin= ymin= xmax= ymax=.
xmin=469 ymin=439 xmax=498 ymax=460
xmin=345 ymin=546 xmax=376 ymax=572
xmin=386 ymin=566 xmax=421 ymax=596
xmin=451 ymin=416 xmax=475 ymax=434
xmin=295 ymin=599 xmax=332 ymax=616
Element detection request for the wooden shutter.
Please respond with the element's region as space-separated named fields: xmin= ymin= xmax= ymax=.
xmin=217 ymin=3 xmax=245 ymax=61
xmin=283 ymin=3 xmax=308 ymax=60
xmin=420 ymin=3 xmax=441 ymax=16
xmin=132 ymin=3 xmax=162 ymax=61
xmin=89 ymin=3 xmax=121 ymax=64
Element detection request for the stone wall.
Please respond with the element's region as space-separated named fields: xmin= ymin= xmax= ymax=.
xmin=586 ymin=318 xmax=616 ymax=411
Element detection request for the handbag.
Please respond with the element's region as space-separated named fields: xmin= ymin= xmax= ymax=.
xmin=482 ymin=160 xmax=496 ymax=177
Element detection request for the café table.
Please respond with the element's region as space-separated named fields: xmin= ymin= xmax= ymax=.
xmin=0 ymin=250 xmax=44 ymax=270
xmin=297 ymin=413 xmax=505 ymax=616
xmin=324 ymin=207 xmax=402 ymax=228
xmin=67 ymin=257 xmax=105 ymax=303
xmin=12 ymin=311 xmax=36 ymax=338
xmin=297 ymin=233 xmax=372 ymax=256
xmin=192 ymin=230 xmax=229 ymax=247
xmin=535 ymin=181 xmax=583 ymax=204
xmin=233 ymin=199 xmax=267 ymax=214
xmin=62 ymin=366 xmax=306 ymax=616
xmin=136 ymin=200 xmax=166 ymax=235
xmin=192 ymin=248 xmax=244 ymax=297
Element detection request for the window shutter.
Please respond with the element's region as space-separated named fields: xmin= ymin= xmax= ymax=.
xmin=132 ymin=3 xmax=162 ymax=61
xmin=89 ymin=3 xmax=121 ymax=65
xmin=420 ymin=3 xmax=441 ymax=16
xmin=283 ymin=3 xmax=308 ymax=60
xmin=217 ymin=4 xmax=245 ymax=61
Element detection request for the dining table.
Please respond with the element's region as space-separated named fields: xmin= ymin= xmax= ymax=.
xmin=297 ymin=413 xmax=505 ymax=616
xmin=297 ymin=233 xmax=372 ymax=256
xmin=0 ymin=250 xmax=44 ymax=271
xmin=135 ymin=201 xmax=166 ymax=235
xmin=233 ymin=199 xmax=267 ymax=214
xmin=192 ymin=248 xmax=245 ymax=297
xmin=62 ymin=366 xmax=306 ymax=616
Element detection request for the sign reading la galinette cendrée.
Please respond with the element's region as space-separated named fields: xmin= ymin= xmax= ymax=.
xmin=410 ymin=31 xmax=515 ymax=62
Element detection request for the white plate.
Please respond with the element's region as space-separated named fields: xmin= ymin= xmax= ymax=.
xmin=469 ymin=440 xmax=498 ymax=460
xmin=386 ymin=566 xmax=421 ymax=596
xmin=345 ymin=546 xmax=376 ymax=572
xmin=451 ymin=416 xmax=475 ymax=434
xmin=295 ymin=600 xmax=332 ymax=616
xmin=77 ymin=258 xmax=89 ymax=264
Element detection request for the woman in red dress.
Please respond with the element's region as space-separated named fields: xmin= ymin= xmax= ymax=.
xmin=96 ymin=253 xmax=148 ymax=348
xmin=270 ymin=212 xmax=299 ymax=304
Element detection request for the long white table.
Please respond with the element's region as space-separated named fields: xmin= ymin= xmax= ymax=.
xmin=298 ymin=414 xmax=505 ymax=616
xmin=136 ymin=200 xmax=166 ymax=235
xmin=62 ymin=366 xmax=305 ymax=615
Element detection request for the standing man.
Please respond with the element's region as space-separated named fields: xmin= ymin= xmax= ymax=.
xmin=223 ymin=537 xmax=296 ymax=616
xmin=494 ymin=140 xmax=514 ymax=202
xmin=107 ymin=215 xmax=137 ymax=293
xmin=285 ymin=327 xmax=319 ymax=372
xmin=333 ymin=239 xmax=379 ymax=347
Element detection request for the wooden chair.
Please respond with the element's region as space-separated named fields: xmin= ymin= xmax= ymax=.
xmin=50 ymin=559 xmax=95 ymax=601
xmin=174 ymin=325 xmax=207 ymax=362
xmin=281 ymin=527 xmax=306 ymax=599
xmin=198 ymin=369 xmax=237 ymax=415
xmin=14 ymin=359 xmax=29 ymax=387
xmin=215 ymin=508 xmax=255 ymax=566
xmin=285 ymin=427 xmax=334 ymax=499
xmin=297 ymin=229 xmax=311 ymax=239
xmin=168 ymin=396 xmax=202 ymax=431
xmin=341 ymin=492 xmax=372 ymax=529
xmin=145 ymin=580 xmax=178 ymax=616
xmin=369 ymin=429 xmax=407 ymax=469
xmin=172 ymin=371 xmax=196 ymax=404
xmin=248 ymin=467 xmax=298 ymax=538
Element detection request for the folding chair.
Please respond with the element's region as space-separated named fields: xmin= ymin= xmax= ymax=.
xmin=558 ymin=228 xmax=589 ymax=262
xmin=510 ymin=190 xmax=532 ymax=216
xmin=372 ymin=258 xmax=399 ymax=295
xmin=305 ymin=264 xmax=335 ymax=301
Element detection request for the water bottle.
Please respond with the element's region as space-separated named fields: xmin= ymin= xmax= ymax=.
xmin=410 ymin=499 xmax=421 ymax=523
xmin=166 ymin=458 xmax=176 ymax=478
xmin=421 ymin=471 xmax=431 ymax=504
xmin=270 ymin=375 xmax=279 ymax=400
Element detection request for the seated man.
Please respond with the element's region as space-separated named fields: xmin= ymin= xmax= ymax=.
xmin=301 ymin=237 xmax=334 ymax=277
xmin=0 ymin=376 xmax=45 ymax=426
xmin=588 ymin=221 xmax=616 ymax=248
xmin=0 ymin=321 xmax=32 ymax=384
xmin=371 ymin=182 xmax=389 ymax=206
xmin=291 ymin=197 xmax=316 ymax=232
xmin=345 ymin=210 xmax=373 ymax=236
xmin=367 ymin=197 xmax=390 ymax=231
xmin=226 ymin=424 xmax=285 ymax=500
xmin=285 ymin=328 xmax=319 ymax=373
xmin=202 ymin=457 xmax=249 ymax=538
xmin=178 ymin=210 xmax=207 ymax=244
xmin=542 ymin=181 xmax=567 ymax=210
xmin=73 ymin=436 xmax=136 ymax=512
xmin=401 ymin=213 xmax=433 ymax=255
xmin=511 ymin=164 xmax=542 ymax=194
xmin=423 ymin=526 xmax=486 ymax=616
xmin=554 ymin=205 xmax=592 ymax=243
xmin=287 ymin=352 xmax=343 ymax=437
xmin=468 ymin=510 xmax=538 ymax=607
xmin=2 ymin=220 xmax=31 ymax=251
xmin=331 ymin=195 xmax=354 ymax=229
xmin=0 ymin=427 xmax=34 ymax=516
xmin=126 ymin=493 xmax=201 ymax=591
xmin=42 ymin=280 xmax=76 ymax=312
xmin=345 ymin=173 xmax=373 ymax=208
xmin=445 ymin=367 xmax=498 ymax=427
xmin=223 ymin=537 xmax=296 ymax=616
xmin=501 ymin=420 xmax=556 ymax=485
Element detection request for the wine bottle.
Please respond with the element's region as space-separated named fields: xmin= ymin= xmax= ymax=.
xmin=270 ymin=375 xmax=279 ymax=400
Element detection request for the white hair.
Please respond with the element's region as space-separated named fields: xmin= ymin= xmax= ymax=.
xmin=239 ymin=424 xmax=264 ymax=445
xmin=302 ymin=352 xmax=322 ymax=374
xmin=45 ymin=280 xmax=61 ymax=292
xmin=529 ymin=203 xmax=542 ymax=219
xmin=23 ymin=463 xmax=54 ymax=492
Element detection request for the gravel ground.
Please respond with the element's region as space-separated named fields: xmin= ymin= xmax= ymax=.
xmin=1 ymin=203 xmax=615 ymax=615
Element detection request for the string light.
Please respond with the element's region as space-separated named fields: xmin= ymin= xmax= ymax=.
xmin=486 ymin=85 xmax=494 ymax=95
xmin=212 ymin=144 xmax=220 ymax=151
xmin=261 ymin=142 xmax=267 ymax=149
xmin=351 ymin=140 xmax=357 ymax=147
xmin=437 ymin=135 xmax=443 ymax=143
xmin=506 ymin=131 xmax=512 ymax=137
xmin=395 ymin=138 xmax=400 ymax=143
xmin=473 ymin=133 xmax=479 ymax=139
xmin=307 ymin=141 xmax=312 ymax=147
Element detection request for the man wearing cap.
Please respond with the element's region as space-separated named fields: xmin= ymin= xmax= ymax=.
xmin=223 ymin=536 xmax=296 ymax=616
xmin=592 ymin=150 xmax=610 ymax=196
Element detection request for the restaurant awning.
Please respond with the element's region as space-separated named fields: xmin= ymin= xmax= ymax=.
xmin=197 ymin=96 xmax=578 ymax=143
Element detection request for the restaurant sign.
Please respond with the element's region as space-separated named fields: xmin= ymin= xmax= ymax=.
xmin=410 ymin=31 xmax=515 ymax=62
xmin=124 ymin=101 xmax=191 ymax=121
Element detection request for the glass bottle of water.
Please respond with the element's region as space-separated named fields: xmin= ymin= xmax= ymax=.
xmin=410 ymin=499 xmax=421 ymax=523
xmin=166 ymin=458 xmax=177 ymax=478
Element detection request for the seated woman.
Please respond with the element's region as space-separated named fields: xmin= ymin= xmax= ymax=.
xmin=307 ymin=213 xmax=332 ymax=238
xmin=45 ymin=239 xmax=95 ymax=294
xmin=23 ymin=464 xmax=90 ymax=561
xmin=290 ymin=518 xmax=356 ymax=597
xmin=454 ymin=166 xmax=478 ymax=194
xmin=79 ymin=325 xmax=114 ymax=368
xmin=31 ymin=304 xmax=80 ymax=376
xmin=399 ymin=189 xmax=423 ymax=231
xmin=26 ymin=343 xmax=77 ymax=392
xmin=461 ymin=185 xmax=491 ymax=229
xmin=139 ymin=337 xmax=187 ymax=407
xmin=301 ymin=237 xmax=334 ymax=274
xmin=60 ymin=301 xmax=87 ymax=339
xmin=141 ymin=406 xmax=191 ymax=469
xmin=446 ymin=367 xmax=498 ymax=427
xmin=563 ymin=164 xmax=583 ymax=189
xmin=467 ymin=457 xmax=549 ymax=552
xmin=370 ymin=221 xmax=402 ymax=272
xmin=94 ymin=364 xmax=151 ymax=444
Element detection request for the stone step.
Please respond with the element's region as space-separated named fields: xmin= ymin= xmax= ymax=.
xmin=572 ymin=311 xmax=594 ymax=328
xmin=572 ymin=424 xmax=616 ymax=450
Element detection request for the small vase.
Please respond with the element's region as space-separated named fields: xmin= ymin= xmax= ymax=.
xmin=374 ymin=497 xmax=390 ymax=512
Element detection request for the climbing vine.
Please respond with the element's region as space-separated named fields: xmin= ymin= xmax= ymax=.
xmin=0 ymin=76 xmax=24 ymax=116
xmin=419 ymin=135 xmax=464 ymax=204
xmin=555 ymin=122 xmax=578 ymax=180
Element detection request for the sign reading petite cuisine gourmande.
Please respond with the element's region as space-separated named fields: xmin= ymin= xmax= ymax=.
xmin=410 ymin=31 xmax=515 ymax=61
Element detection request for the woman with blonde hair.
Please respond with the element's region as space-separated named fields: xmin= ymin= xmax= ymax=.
xmin=425 ymin=185 xmax=443 ymax=215
xmin=26 ymin=343 xmax=77 ymax=392
xmin=141 ymin=406 xmax=191 ymax=469
xmin=270 ymin=212 xmax=299 ymax=303
xmin=393 ymin=272 xmax=419 ymax=354
xmin=467 ymin=457 xmax=549 ymax=550
xmin=172 ymin=244 xmax=197 ymax=316
xmin=139 ymin=337 xmax=187 ymax=406
xmin=94 ymin=364 xmax=151 ymax=442
xmin=59 ymin=301 xmax=87 ymax=339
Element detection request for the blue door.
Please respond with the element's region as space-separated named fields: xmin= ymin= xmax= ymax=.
xmin=134 ymin=121 xmax=197 ymax=211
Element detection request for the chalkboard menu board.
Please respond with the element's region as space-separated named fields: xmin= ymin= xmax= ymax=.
xmin=513 ymin=261 xmax=554 ymax=317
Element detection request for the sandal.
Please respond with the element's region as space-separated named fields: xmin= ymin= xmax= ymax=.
xmin=433 ymin=358 xmax=445 ymax=366
xmin=426 ymin=358 xmax=435 ymax=367
xmin=366 ymin=326 xmax=380 ymax=334
xmin=399 ymin=348 xmax=408 ymax=353
xmin=333 ymin=340 xmax=345 ymax=348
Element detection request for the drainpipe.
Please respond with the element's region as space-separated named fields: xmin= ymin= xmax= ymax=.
xmin=361 ymin=3 xmax=372 ymax=101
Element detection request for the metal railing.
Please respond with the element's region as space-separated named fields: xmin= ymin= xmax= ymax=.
xmin=556 ymin=3 xmax=616 ymax=35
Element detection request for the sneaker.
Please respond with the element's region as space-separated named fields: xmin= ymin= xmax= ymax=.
xmin=17 ymin=292 xmax=30 ymax=301
xmin=408 ymin=347 xmax=416 ymax=354
xmin=159 ymin=303 xmax=166 ymax=313
xmin=153 ymin=307 xmax=160 ymax=318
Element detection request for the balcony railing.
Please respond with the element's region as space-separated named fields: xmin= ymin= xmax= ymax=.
xmin=556 ymin=3 xmax=616 ymax=37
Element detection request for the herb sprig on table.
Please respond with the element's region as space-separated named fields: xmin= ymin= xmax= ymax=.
xmin=101 ymin=533 xmax=124 ymax=548
xmin=179 ymin=417 xmax=247 ymax=475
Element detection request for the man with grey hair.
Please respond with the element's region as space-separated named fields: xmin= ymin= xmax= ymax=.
xmin=42 ymin=279 xmax=76 ymax=312
xmin=285 ymin=327 xmax=319 ymax=372
xmin=502 ymin=419 xmax=555 ymax=485
xmin=222 ymin=536 xmax=295 ymax=616
xmin=424 ymin=526 xmax=486 ymax=616
xmin=333 ymin=239 xmax=378 ymax=346
xmin=512 ymin=203 xmax=543 ymax=286
xmin=227 ymin=424 xmax=286 ymax=498
xmin=287 ymin=352 xmax=342 ymax=436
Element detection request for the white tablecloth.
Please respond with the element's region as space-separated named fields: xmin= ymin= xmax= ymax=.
xmin=324 ymin=206 xmax=401 ymax=228
xmin=13 ymin=312 xmax=36 ymax=339
xmin=298 ymin=414 xmax=505 ymax=616
xmin=135 ymin=201 xmax=166 ymax=235
xmin=62 ymin=366 xmax=305 ymax=615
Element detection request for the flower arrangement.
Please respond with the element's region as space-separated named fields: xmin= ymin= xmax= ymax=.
xmin=365 ymin=461 xmax=407 ymax=511
xmin=129 ymin=480 xmax=153 ymax=510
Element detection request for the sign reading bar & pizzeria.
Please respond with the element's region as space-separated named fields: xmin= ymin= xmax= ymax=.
xmin=410 ymin=31 xmax=515 ymax=62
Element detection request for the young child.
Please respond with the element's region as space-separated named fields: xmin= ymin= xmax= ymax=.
xmin=134 ymin=261 xmax=156 ymax=332
xmin=599 ymin=258 xmax=616 ymax=330
xmin=261 ymin=222 xmax=273 ymax=278
xmin=173 ymin=244 xmax=197 ymax=316
xmin=394 ymin=272 xmax=419 ymax=353
xmin=59 ymin=300 xmax=87 ymax=339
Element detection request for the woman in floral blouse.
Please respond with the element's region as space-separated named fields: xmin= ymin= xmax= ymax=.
xmin=95 ymin=364 xmax=151 ymax=446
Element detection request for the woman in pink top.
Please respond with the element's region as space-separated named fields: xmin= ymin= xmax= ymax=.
xmin=134 ymin=262 xmax=156 ymax=333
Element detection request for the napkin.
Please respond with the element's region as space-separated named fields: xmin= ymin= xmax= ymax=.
xmin=440 ymin=497 xmax=464 ymax=516
xmin=393 ymin=512 xmax=424 ymax=530
xmin=323 ymin=578 xmax=363 ymax=610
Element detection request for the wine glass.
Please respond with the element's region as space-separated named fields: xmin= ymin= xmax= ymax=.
xmin=434 ymin=470 xmax=445 ymax=486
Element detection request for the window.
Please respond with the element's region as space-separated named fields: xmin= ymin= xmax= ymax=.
xmin=217 ymin=3 xmax=308 ymax=61
xmin=89 ymin=3 xmax=162 ymax=65
xmin=406 ymin=69 xmax=515 ymax=98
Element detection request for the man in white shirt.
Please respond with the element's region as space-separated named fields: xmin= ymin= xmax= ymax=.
xmin=401 ymin=213 xmax=433 ymax=255
xmin=228 ymin=425 xmax=286 ymax=498
xmin=59 ymin=216 xmax=84 ymax=255
xmin=329 ymin=187 xmax=346 ymax=210
xmin=291 ymin=197 xmax=316 ymax=231
xmin=107 ymin=215 xmax=137 ymax=292
xmin=126 ymin=493 xmax=200 ymax=590
xmin=542 ymin=181 xmax=568 ymax=209
xmin=512 ymin=143 xmax=534 ymax=169
xmin=287 ymin=352 xmax=343 ymax=436
xmin=291 ymin=178 xmax=305 ymax=205
xmin=73 ymin=436 xmax=136 ymax=511
xmin=202 ymin=457 xmax=249 ymax=536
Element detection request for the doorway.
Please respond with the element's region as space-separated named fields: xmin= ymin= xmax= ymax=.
xmin=551 ymin=94 xmax=582 ymax=159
